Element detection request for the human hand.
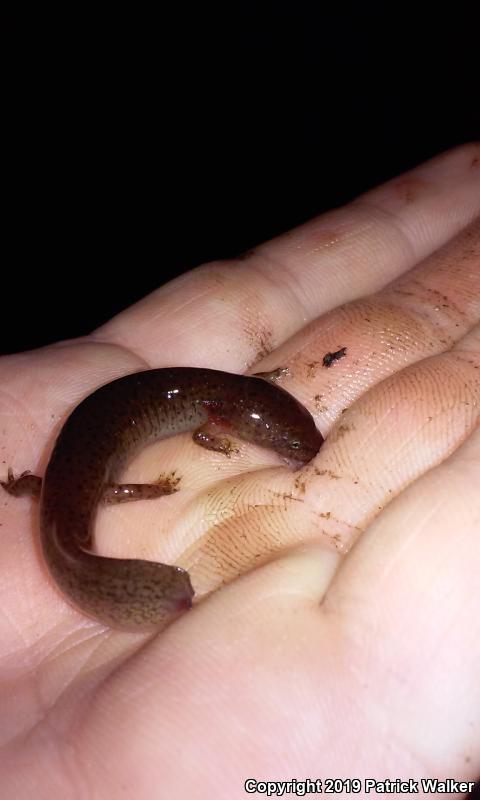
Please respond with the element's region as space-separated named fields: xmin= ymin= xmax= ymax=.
xmin=1 ymin=144 xmax=479 ymax=797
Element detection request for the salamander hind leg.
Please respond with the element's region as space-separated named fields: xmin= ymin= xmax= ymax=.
xmin=1 ymin=468 xmax=42 ymax=499
xmin=102 ymin=472 xmax=181 ymax=504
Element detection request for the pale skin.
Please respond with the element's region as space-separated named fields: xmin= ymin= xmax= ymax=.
xmin=1 ymin=144 xmax=479 ymax=798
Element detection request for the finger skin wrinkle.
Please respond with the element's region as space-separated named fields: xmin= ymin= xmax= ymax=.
xmin=352 ymin=193 xmax=430 ymax=270
xmin=389 ymin=279 xmax=469 ymax=329
xmin=350 ymin=196 xmax=418 ymax=265
xmin=74 ymin=338 xmax=151 ymax=371
xmin=234 ymin=249 xmax=313 ymax=326
xmin=375 ymin=287 xmax=473 ymax=356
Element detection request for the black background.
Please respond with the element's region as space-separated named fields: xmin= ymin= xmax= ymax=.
xmin=3 ymin=8 xmax=479 ymax=356
xmin=2 ymin=8 xmax=480 ymax=787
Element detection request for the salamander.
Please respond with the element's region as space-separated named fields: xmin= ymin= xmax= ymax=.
xmin=1 ymin=368 xmax=323 ymax=631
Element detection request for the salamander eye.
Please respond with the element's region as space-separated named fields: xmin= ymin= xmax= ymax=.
xmin=289 ymin=440 xmax=301 ymax=449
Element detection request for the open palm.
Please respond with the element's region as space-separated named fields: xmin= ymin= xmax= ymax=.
xmin=1 ymin=145 xmax=479 ymax=798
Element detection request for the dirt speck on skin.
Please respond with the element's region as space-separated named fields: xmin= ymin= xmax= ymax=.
xmin=154 ymin=471 xmax=182 ymax=491
xmin=393 ymin=177 xmax=429 ymax=205
xmin=314 ymin=394 xmax=328 ymax=413
xmin=322 ymin=347 xmax=347 ymax=368
xmin=314 ymin=468 xmax=341 ymax=480
xmin=246 ymin=321 xmax=274 ymax=362
xmin=306 ymin=361 xmax=322 ymax=378
xmin=294 ymin=475 xmax=306 ymax=494
xmin=268 ymin=490 xmax=305 ymax=510
xmin=331 ymin=424 xmax=351 ymax=441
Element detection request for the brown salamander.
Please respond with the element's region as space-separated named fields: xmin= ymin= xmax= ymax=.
xmin=1 ymin=368 xmax=323 ymax=631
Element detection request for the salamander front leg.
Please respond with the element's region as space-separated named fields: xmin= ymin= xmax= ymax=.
xmin=1 ymin=468 xmax=42 ymax=498
xmin=252 ymin=367 xmax=289 ymax=382
xmin=192 ymin=421 xmax=239 ymax=457
xmin=102 ymin=472 xmax=181 ymax=505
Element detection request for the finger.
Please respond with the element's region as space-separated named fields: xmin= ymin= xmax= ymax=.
xmin=317 ymin=419 xmax=480 ymax=776
xmin=94 ymin=143 xmax=480 ymax=369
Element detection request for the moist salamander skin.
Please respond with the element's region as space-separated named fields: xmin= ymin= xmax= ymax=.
xmin=4 ymin=367 xmax=324 ymax=631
